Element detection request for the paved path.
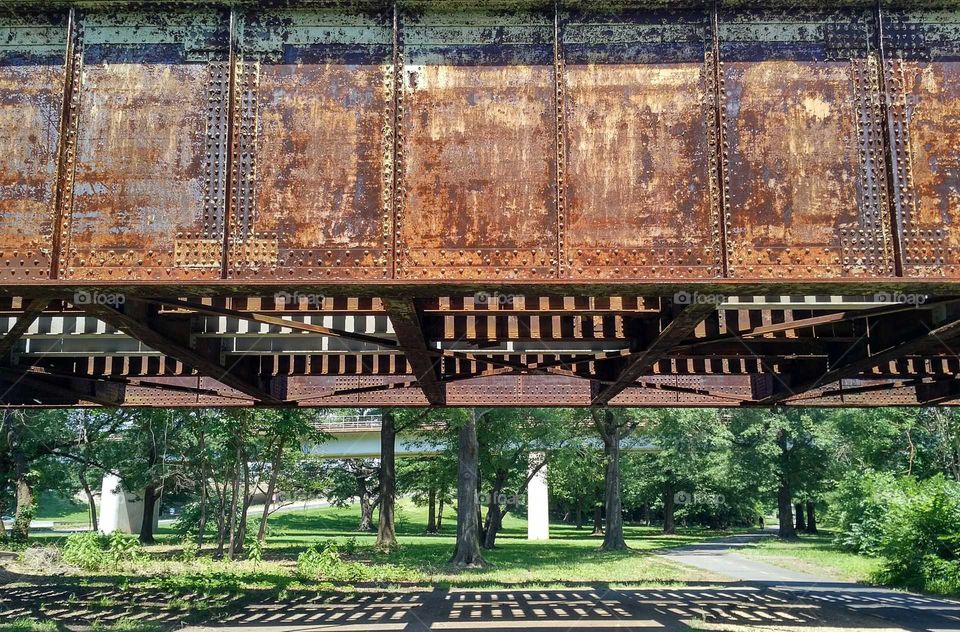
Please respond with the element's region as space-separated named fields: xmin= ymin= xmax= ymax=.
xmin=659 ymin=532 xmax=960 ymax=632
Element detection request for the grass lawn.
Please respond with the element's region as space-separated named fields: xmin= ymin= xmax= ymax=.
xmin=737 ymin=531 xmax=882 ymax=583
xmin=18 ymin=499 xmax=732 ymax=589
xmin=262 ymin=501 xmax=730 ymax=587
xmin=32 ymin=491 xmax=91 ymax=526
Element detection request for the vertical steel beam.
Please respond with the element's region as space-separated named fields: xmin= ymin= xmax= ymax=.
xmin=220 ymin=7 xmax=239 ymax=279
xmin=50 ymin=7 xmax=79 ymax=280
xmin=710 ymin=0 xmax=730 ymax=279
xmin=875 ymin=1 xmax=905 ymax=278
xmin=553 ymin=0 xmax=566 ymax=279
xmin=391 ymin=0 xmax=401 ymax=280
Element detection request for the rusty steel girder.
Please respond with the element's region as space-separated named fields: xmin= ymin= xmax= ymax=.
xmin=3 ymin=1 xmax=960 ymax=408
xmin=4 ymin=0 xmax=960 ymax=284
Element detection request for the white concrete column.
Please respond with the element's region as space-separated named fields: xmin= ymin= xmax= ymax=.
xmin=99 ymin=474 xmax=157 ymax=534
xmin=527 ymin=452 xmax=549 ymax=540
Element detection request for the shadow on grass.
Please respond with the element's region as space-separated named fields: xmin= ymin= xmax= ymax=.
xmin=0 ymin=568 xmax=922 ymax=632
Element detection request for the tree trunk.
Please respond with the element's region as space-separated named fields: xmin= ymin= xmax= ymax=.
xmin=663 ymin=477 xmax=676 ymax=535
xmin=214 ymin=482 xmax=227 ymax=557
xmin=12 ymin=475 xmax=32 ymax=543
xmin=139 ymin=428 xmax=160 ymax=544
xmin=9 ymin=419 xmax=32 ymax=543
xmin=483 ymin=500 xmax=501 ymax=549
xmin=450 ymin=409 xmax=487 ymax=568
xmin=197 ymin=432 xmax=209 ymax=547
xmin=358 ymin=491 xmax=375 ymax=531
xmin=140 ymin=483 xmax=158 ymax=544
xmin=227 ymin=439 xmax=242 ymax=559
xmin=376 ymin=411 xmax=398 ymax=550
xmin=806 ymin=500 xmax=818 ymax=534
xmin=437 ymin=494 xmax=444 ymax=530
xmin=794 ymin=502 xmax=806 ymax=532
xmin=426 ymin=487 xmax=438 ymax=533
xmin=591 ymin=506 xmax=603 ymax=535
xmin=777 ymin=481 xmax=796 ymax=539
xmin=777 ymin=432 xmax=796 ymax=540
xmin=575 ymin=502 xmax=583 ymax=530
xmin=257 ymin=440 xmax=284 ymax=543
xmin=79 ymin=469 xmax=98 ymax=532
xmin=598 ymin=409 xmax=628 ymax=551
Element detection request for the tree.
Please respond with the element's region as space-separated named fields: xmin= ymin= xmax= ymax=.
xmin=474 ymin=408 xmax=574 ymax=549
xmin=592 ymin=408 xmax=642 ymax=551
xmin=0 ymin=408 xmax=130 ymax=542
xmin=321 ymin=458 xmax=381 ymax=531
xmin=548 ymin=444 xmax=604 ymax=530
xmin=377 ymin=408 xmax=435 ymax=550
xmin=450 ymin=408 xmax=487 ymax=568
xmin=399 ymin=456 xmax=456 ymax=534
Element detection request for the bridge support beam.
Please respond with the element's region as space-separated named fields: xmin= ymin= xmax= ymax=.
xmin=527 ymin=452 xmax=549 ymax=541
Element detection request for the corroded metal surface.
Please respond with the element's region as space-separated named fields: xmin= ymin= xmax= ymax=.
xmin=720 ymin=8 xmax=895 ymax=279
xmin=60 ymin=8 xmax=231 ymax=280
xmin=561 ymin=5 xmax=723 ymax=279
xmin=395 ymin=3 xmax=558 ymax=280
xmin=884 ymin=8 xmax=960 ymax=278
xmin=4 ymin=2 xmax=960 ymax=285
xmin=227 ymin=5 xmax=394 ymax=280
xmin=0 ymin=10 xmax=68 ymax=280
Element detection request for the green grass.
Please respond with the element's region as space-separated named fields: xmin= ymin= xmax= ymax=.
xmin=257 ymin=500 xmax=732 ymax=587
xmin=19 ymin=499 xmax=735 ymax=588
xmin=33 ymin=491 xmax=91 ymax=525
xmin=0 ymin=619 xmax=163 ymax=632
xmin=737 ymin=531 xmax=882 ymax=582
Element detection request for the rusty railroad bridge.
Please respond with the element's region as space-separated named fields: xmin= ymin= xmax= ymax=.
xmin=2 ymin=0 xmax=960 ymax=407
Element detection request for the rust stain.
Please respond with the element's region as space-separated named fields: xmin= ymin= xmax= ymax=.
xmin=66 ymin=61 xmax=221 ymax=279
xmin=62 ymin=9 xmax=230 ymax=281
xmin=562 ymin=8 xmax=720 ymax=280
xmin=724 ymin=60 xmax=859 ymax=277
xmin=0 ymin=16 xmax=66 ymax=280
xmin=227 ymin=8 xmax=394 ymax=280
xmin=396 ymin=7 xmax=558 ymax=280
xmin=893 ymin=60 xmax=960 ymax=277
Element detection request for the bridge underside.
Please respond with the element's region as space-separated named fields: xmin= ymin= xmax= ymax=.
xmin=4 ymin=1 xmax=960 ymax=407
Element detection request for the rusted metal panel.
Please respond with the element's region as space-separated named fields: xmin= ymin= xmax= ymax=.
xmin=60 ymin=8 xmax=230 ymax=280
xmin=0 ymin=10 xmax=68 ymax=280
xmin=227 ymin=5 xmax=394 ymax=280
xmin=561 ymin=5 xmax=724 ymax=280
xmin=721 ymin=8 xmax=894 ymax=279
xmin=396 ymin=2 xmax=558 ymax=279
xmin=883 ymin=9 xmax=960 ymax=278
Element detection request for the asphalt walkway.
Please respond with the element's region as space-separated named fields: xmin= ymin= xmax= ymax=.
xmin=658 ymin=532 xmax=960 ymax=632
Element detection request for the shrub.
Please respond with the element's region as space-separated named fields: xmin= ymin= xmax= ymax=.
xmin=872 ymin=475 xmax=960 ymax=594
xmin=295 ymin=541 xmax=365 ymax=582
xmin=62 ymin=531 xmax=145 ymax=571
xmin=62 ymin=531 xmax=109 ymax=571
xmin=106 ymin=532 xmax=146 ymax=568
xmin=828 ymin=470 xmax=909 ymax=555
